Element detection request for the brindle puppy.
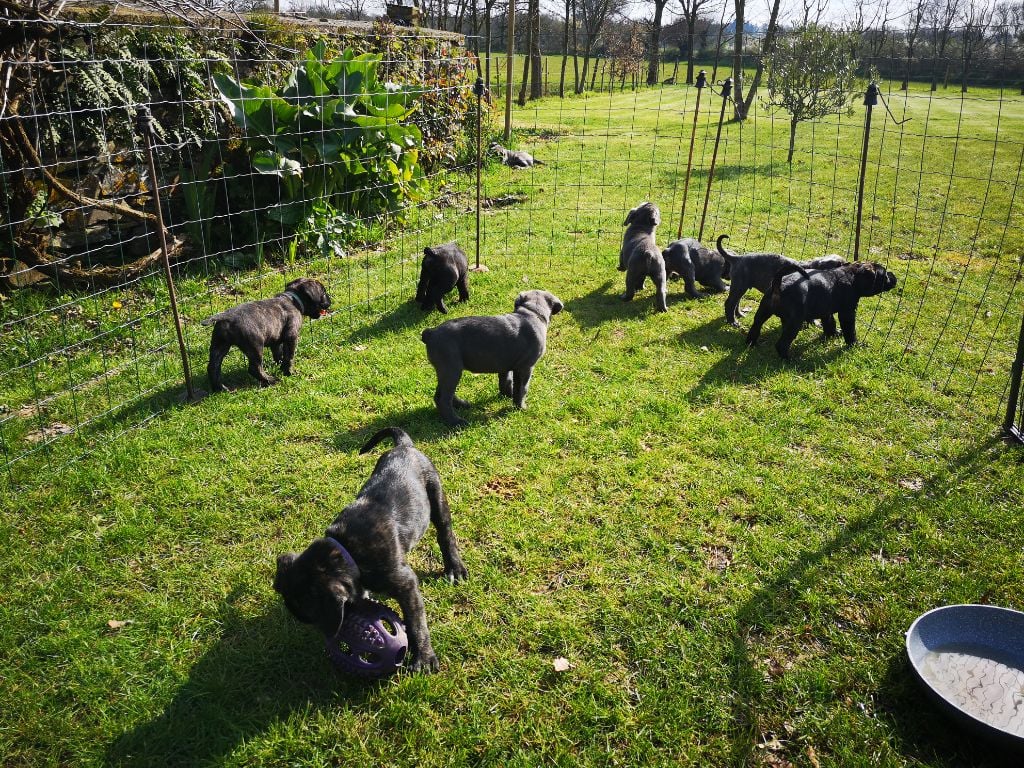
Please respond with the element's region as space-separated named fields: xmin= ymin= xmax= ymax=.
xmin=415 ymin=242 xmax=470 ymax=314
xmin=746 ymin=261 xmax=898 ymax=359
xmin=202 ymin=277 xmax=331 ymax=392
xmin=662 ymin=237 xmax=729 ymax=298
xmin=716 ymin=235 xmax=846 ymax=326
xmin=274 ymin=427 xmax=468 ymax=674
xmin=619 ymin=202 xmax=668 ymax=312
xmin=421 ymin=289 xmax=563 ymax=426
xmin=490 ymin=143 xmax=545 ymax=168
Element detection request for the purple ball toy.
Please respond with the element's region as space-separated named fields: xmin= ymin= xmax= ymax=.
xmin=324 ymin=598 xmax=408 ymax=679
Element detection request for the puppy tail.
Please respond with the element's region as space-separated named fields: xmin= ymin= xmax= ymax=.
xmin=360 ymin=427 xmax=413 ymax=454
xmin=716 ymin=235 xmax=734 ymax=261
xmin=533 ymin=158 xmax=545 ymax=166
xmin=768 ymin=261 xmax=812 ymax=301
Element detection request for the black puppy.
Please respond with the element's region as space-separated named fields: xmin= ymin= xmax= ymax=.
xmin=421 ymin=289 xmax=563 ymax=427
xmin=746 ymin=261 xmax=898 ymax=359
xmin=274 ymin=427 xmax=468 ymax=674
xmin=619 ymin=202 xmax=668 ymax=312
xmin=202 ymin=277 xmax=331 ymax=392
xmin=662 ymin=237 xmax=729 ymax=298
xmin=415 ymin=242 xmax=470 ymax=314
xmin=717 ymin=235 xmax=846 ymax=326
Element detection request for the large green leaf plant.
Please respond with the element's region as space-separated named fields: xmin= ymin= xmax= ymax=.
xmin=213 ymin=42 xmax=426 ymax=228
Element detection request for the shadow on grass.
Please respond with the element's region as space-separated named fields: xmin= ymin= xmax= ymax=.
xmin=726 ymin=437 xmax=1021 ymax=767
xmin=562 ymin=279 xmax=664 ymax=329
xmin=657 ymin=162 xmax=779 ymax=189
xmin=106 ymin=598 xmax=374 ymax=768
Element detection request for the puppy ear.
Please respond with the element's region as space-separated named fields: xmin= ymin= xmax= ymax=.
xmin=274 ymin=553 xmax=297 ymax=592
xmin=514 ymin=291 xmax=528 ymax=309
xmin=423 ymin=247 xmax=435 ymax=258
xmin=548 ymin=294 xmax=564 ymax=315
xmin=623 ymin=207 xmax=637 ymax=226
xmin=650 ymin=206 xmax=661 ymax=226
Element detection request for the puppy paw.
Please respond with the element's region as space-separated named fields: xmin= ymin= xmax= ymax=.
xmin=407 ymin=653 xmax=440 ymax=674
xmin=445 ymin=562 xmax=469 ymax=583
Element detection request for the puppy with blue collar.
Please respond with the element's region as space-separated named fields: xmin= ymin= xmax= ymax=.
xmin=274 ymin=427 xmax=468 ymax=673
xmin=201 ymin=277 xmax=331 ymax=392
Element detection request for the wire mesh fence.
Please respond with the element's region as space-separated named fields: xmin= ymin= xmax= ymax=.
xmin=2 ymin=12 xmax=1023 ymax=485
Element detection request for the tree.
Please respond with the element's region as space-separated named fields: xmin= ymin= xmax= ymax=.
xmin=926 ymin=0 xmax=962 ymax=90
xmin=763 ymin=25 xmax=858 ymax=164
xmin=577 ymin=0 xmax=622 ymax=92
xmin=647 ymin=0 xmax=672 ymax=85
xmin=678 ymin=0 xmax=714 ymax=84
xmin=959 ymin=0 xmax=995 ymax=91
xmin=901 ymin=0 xmax=927 ymax=89
xmin=736 ymin=0 xmax=782 ymax=120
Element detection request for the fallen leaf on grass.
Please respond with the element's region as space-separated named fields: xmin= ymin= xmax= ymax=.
xmin=898 ymin=477 xmax=923 ymax=491
xmin=107 ymin=619 xmax=133 ymax=630
xmin=353 ymin=344 xmax=367 ymax=352
xmin=552 ymin=657 xmax=571 ymax=672
xmin=807 ymin=745 xmax=821 ymax=768
xmin=24 ymin=423 xmax=74 ymax=443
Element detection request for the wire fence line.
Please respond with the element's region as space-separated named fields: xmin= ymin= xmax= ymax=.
xmin=2 ymin=16 xmax=1023 ymax=485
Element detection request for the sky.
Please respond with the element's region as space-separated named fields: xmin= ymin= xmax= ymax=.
xmin=284 ymin=0 xmax=920 ymax=31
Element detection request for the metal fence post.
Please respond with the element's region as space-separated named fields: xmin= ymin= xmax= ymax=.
xmin=137 ymin=106 xmax=203 ymax=403
xmin=677 ymin=69 xmax=707 ymax=239
xmin=854 ymin=82 xmax=879 ymax=263
xmin=1004 ymin=309 xmax=1024 ymax=444
xmin=504 ymin=2 xmax=514 ymax=141
xmin=473 ymin=77 xmax=489 ymax=273
xmin=697 ymin=76 xmax=731 ymax=242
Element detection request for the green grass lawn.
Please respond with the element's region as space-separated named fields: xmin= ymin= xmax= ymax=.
xmin=2 ymin=79 xmax=1024 ymax=767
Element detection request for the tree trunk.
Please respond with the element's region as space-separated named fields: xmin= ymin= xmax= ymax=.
xmin=519 ymin=12 xmax=531 ymax=106
xmin=740 ymin=0 xmax=781 ymax=119
xmin=485 ymin=12 xmax=493 ymax=89
xmin=733 ymin=0 xmax=745 ymax=120
xmin=672 ymin=57 xmax=680 ymax=82
xmin=579 ymin=41 xmax=592 ymax=93
xmin=647 ymin=0 xmax=666 ymax=85
xmin=686 ymin=18 xmax=696 ymax=84
xmin=530 ymin=0 xmax=542 ymax=99
xmin=591 ymin=54 xmax=600 ymax=90
xmin=559 ymin=0 xmax=570 ymax=97
xmin=787 ymin=117 xmax=797 ymax=164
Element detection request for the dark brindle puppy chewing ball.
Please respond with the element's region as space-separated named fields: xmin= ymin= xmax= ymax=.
xmin=421 ymin=289 xmax=563 ymax=427
xmin=202 ymin=277 xmax=331 ymax=392
xmin=274 ymin=427 xmax=468 ymax=674
xmin=745 ymin=261 xmax=898 ymax=359
xmin=415 ymin=242 xmax=470 ymax=314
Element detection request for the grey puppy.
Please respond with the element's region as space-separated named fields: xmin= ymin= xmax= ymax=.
xmin=490 ymin=142 xmax=545 ymax=168
xmin=421 ymin=289 xmax=563 ymax=426
xmin=415 ymin=242 xmax=470 ymax=314
xmin=274 ymin=426 xmax=468 ymax=674
xmin=716 ymin=235 xmax=846 ymax=326
xmin=202 ymin=277 xmax=331 ymax=392
xmin=746 ymin=261 xmax=898 ymax=359
xmin=618 ymin=202 xmax=668 ymax=312
xmin=662 ymin=237 xmax=729 ymax=299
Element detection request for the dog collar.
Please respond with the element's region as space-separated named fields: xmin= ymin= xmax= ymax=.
xmin=325 ymin=536 xmax=358 ymax=571
xmin=282 ymin=290 xmax=307 ymax=314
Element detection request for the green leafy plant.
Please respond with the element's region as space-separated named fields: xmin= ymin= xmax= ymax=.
xmin=213 ymin=42 xmax=427 ymax=227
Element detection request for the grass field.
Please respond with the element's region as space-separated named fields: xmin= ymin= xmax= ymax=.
xmin=2 ymin=77 xmax=1024 ymax=767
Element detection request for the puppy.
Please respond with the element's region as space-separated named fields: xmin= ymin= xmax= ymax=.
xmin=490 ymin=143 xmax=544 ymax=168
xmin=274 ymin=427 xmax=468 ymax=674
xmin=716 ymin=235 xmax=846 ymax=326
xmin=745 ymin=261 xmax=898 ymax=359
xmin=202 ymin=277 xmax=331 ymax=392
xmin=415 ymin=242 xmax=470 ymax=314
xmin=662 ymin=237 xmax=729 ymax=298
xmin=619 ymin=202 xmax=668 ymax=312
xmin=421 ymin=289 xmax=563 ymax=426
